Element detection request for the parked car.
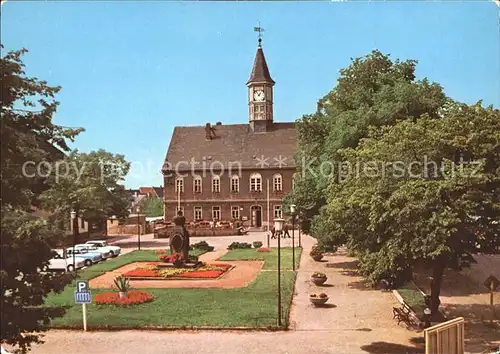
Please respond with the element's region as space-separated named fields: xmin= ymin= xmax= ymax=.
xmin=75 ymin=244 xmax=111 ymax=260
xmin=66 ymin=247 xmax=102 ymax=266
xmin=85 ymin=240 xmax=121 ymax=257
xmin=47 ymin=251 xmax=86 ymax=272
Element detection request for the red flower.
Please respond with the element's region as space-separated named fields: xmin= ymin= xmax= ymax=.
xmin=159 ymin=253 xmax=183 ymax=263
xmin=122 ymin=268 xmax=159 ymax=277
xmin=177 ymin=270 xmax=223 ymax=278
xmin=257 ymin=248 xmax=270 ymax=252
xmin=95 ymin=290 xmax=154 ymax=306
xmin=155 ymin=249 xmax=166 ymax=254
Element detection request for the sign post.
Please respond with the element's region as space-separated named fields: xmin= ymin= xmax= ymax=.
xmin=74 ymin=280 xmax=91 ymax=331
xmin=484 ymin=275 xmax=499 ymax=306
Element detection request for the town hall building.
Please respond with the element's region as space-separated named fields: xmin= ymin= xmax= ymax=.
xmin=162 ymin=35 xmax=297 ymax=229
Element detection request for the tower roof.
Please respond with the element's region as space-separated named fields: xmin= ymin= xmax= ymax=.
xmin=247 ymin=43 xmax=275 ymax=85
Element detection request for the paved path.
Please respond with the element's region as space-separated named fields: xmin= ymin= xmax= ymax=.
xmin=27 ymin=233 xmax=425 ymax=354
xmin=289 ymin=241 xmax=420 ymax=348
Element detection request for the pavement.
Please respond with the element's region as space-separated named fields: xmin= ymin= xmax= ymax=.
xmin=27 ymin=232 xmax=426 ymax=354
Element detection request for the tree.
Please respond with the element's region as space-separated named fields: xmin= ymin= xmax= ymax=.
xmin=285 ymin=50 xmax=447 ymax=232
xmin=143 ymin=197 xmax=163 ymax=217
xmin=1 ymin=48 xmax=82 ymax=351
xmin=40 ymin=149 xmax=131 ymax=232
xmin=314 ymin=102 xmax=500 ymax=314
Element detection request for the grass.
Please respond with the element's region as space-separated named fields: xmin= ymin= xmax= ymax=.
xmin=46 ymin=248 xmax=300 ymax=329
xmin=218 ymin=247 xmax=302 ymax=270
xmin=397 ymin=282 xmax=427 ymax=319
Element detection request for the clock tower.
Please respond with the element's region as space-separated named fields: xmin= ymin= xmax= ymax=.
xmin=247 ymin=36 xmax=275 ymax=133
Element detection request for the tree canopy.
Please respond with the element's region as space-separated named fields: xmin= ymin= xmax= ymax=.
xmin=143 ymin=197 xmax=163 ymax=217
xmin=40 ymin=149 xmax=131 ymax=228
xmin=1 ymin=48 xmax=82 ymax=351
xmin=287 ymin=50 xmax=500 ymax=315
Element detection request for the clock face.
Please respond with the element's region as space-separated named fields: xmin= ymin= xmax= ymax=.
xmin=253 ymin=90 xmax=265 ymax=101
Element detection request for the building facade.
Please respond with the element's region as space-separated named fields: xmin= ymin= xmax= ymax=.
xmin=162 ymin=37 xmax=297 ymax=229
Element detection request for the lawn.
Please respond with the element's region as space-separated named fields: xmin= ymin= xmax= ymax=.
xmin=218 ymin=247 xmax=302 ymax=270
xmin=46 ymin=248 xmax=300 ymax=329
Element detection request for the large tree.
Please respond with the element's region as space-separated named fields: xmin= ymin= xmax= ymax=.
xmin=312 ymin=102 xmax=500 ymax=314
xmin=1 ymin=48 xmax=82 ymax=351
xmin=40 ymin=149 xmax=131 ymax=231
xmin=285 ymin=50 xmax=447 ymax=232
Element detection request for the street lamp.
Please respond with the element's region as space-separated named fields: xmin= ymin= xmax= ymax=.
xmin=70 ymin=210 xmax=77 ymax=275
xmin=290 ymin=204 xmax=296 ymax=271
xmin=136 ymin=206 xmax=141 ymax=250
xmin=274 ymin=217 xmax=285 ymax=327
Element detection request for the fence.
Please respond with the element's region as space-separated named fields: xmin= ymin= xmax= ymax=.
xmin=424 ymin=317 xmax=464 ymax=354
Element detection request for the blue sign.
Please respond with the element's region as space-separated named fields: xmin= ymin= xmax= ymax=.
xmin=74 ymin=280 xmax=91 ymax=304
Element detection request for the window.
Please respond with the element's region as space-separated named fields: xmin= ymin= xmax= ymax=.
xmin=193 ymin=176 xmax=202 ymax=193
xmin=194 ymin=206 xmax=203 ymax=221
xmin=250 ymin=173 xmax=262 ymax=192
xmin=212 ymin=175 xmax=220 ymax=193
xmin=231 ymin=206 xmax=240 ymax=220
xmin=274 ymin=205 xmax=283 ymax=219
xmin=273 ymin=173 xmax=283 ymax=192
xmin=255 ymin=104 xmax=264 ymax=118
xmin=212 ymin=206 xmax=221 ymax=221
xmin=231 ymin=175 xmax=240 ymax=193
xmin=176 ymin=206 xmax=184 ymax=216
xmin=175 ymin=178 xmax=184 ymax=193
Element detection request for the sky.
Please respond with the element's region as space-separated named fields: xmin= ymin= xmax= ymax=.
xmin=2 ymin=1 xmax=499 ymax=189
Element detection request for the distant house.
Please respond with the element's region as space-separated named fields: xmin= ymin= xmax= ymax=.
xmin=127 ymin=186 xmax=164 ymax=214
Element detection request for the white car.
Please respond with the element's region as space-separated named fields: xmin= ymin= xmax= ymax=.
xmin=85 ymin=240 xmax=121 ymax=257
xmin=75 ymin=244 xmax=111 ymax=260
xmin=47 ymin=251 xmax=86 ymax=272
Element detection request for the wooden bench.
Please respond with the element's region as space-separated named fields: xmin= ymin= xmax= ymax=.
xmin=393 ymin=301 xmax=415 ymax=326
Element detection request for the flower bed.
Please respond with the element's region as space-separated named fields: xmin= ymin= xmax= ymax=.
xmin=95 ymin=290 xmax=154 ymax=306
xmin=122 ymin=263 xmax=232 ymax=280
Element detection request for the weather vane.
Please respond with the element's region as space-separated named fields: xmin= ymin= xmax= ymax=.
xmin=254 ymin=22 xmax=264 ymax=46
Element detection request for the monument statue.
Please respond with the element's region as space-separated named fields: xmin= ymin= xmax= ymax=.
xmin=170 ymin=210 xmax=190 ymax=263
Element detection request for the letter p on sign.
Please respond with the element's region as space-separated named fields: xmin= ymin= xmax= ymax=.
xmin=77 ymin=280 xmax=89 ymax=292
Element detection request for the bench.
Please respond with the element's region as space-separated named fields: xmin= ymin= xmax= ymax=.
xmin=392 ymin=301 xmax=415 ymax=327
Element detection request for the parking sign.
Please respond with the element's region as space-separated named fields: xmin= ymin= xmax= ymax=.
xmin=74 ymin=280 xmax=92 ymax=304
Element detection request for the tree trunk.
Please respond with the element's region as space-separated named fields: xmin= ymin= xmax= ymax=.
xmin=430 ymin=259 xmax=445 ymax=315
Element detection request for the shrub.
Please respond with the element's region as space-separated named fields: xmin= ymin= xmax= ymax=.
xmin=252 ymin=241 xmax=263 ymax=249
xmin=309 ymin=245 xmax=323 ymax=257
xmin=311 ymin=272 xmax=326 ymax=278
xmin=95 ymin=290 xmax=154 ymax=306
xmin=113 ymin=276 xmax=130 ymax=292
xmin=190 ymin=240 xmax=215 ymax=252
xmin=227 ymin=242 xmax=252 ymax=250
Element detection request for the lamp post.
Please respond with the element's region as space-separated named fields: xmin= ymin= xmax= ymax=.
xmin=423 ymin=307 xmax=432 ymax=328
xmin=290 ymin=204 xmax=296 ymax=271
xmin=274 ymin=217 xmax=285 ymax=327
xmin=70 ymin=210 xmax=77 ymax=275
xmin=136 ymin=206 xmax=141 ymax=250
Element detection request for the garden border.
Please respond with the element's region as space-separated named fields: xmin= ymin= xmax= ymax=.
xmin=125 ymin=265 xmax=235 ymax=281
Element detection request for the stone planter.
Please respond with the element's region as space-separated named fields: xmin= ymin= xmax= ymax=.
xmin=119 ymin=291 xmax=127 ymax=298
xmin=311 ymin=276 xmax=327 ymax=286
xmin=312 ymin=254 xmax=323 ymax=262
xmin=309 ymin=295 xmax=329 ymax=306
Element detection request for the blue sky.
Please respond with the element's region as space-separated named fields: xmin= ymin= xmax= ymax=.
xmin=2 ymin=1 xmax=499 ymax=188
